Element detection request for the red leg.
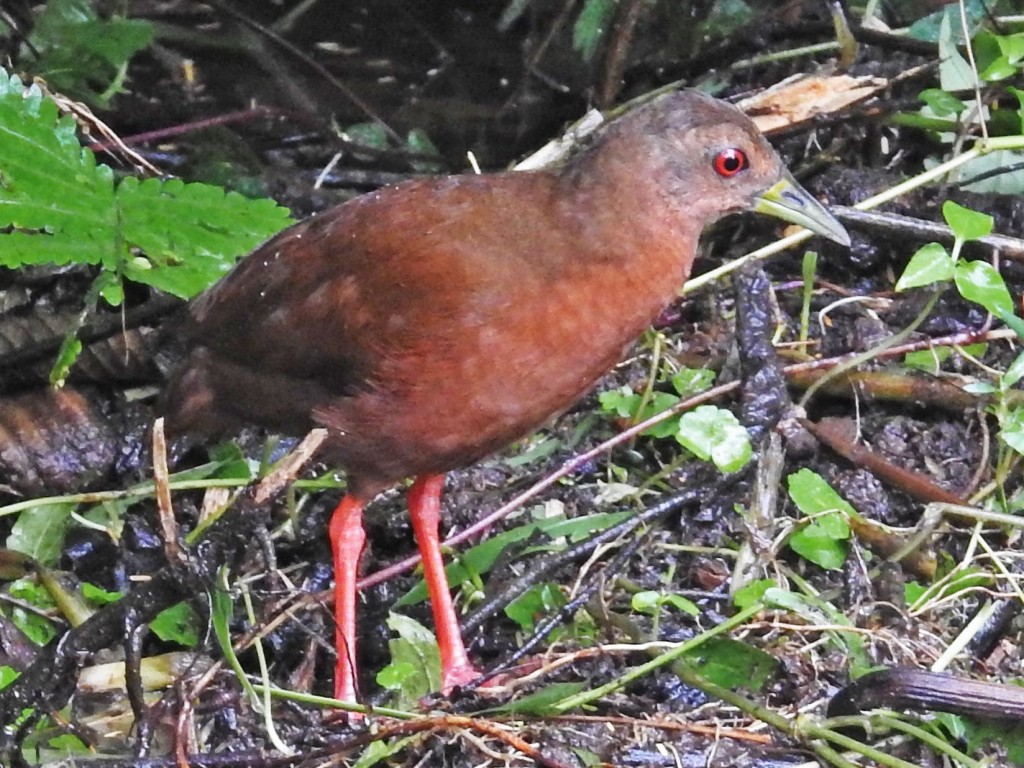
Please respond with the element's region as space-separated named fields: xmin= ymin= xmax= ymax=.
xmin=329 ymin=495 xmax=365 ymax=704
xmin=407 ymin=474 xmax=480 ymax=692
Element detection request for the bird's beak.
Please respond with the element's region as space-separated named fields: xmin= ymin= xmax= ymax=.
xmin=754 ymin=173 xmax=850 ymax=246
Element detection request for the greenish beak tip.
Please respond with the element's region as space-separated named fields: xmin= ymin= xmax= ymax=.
xmin=754 ymin=174 xmax=850 ymax=247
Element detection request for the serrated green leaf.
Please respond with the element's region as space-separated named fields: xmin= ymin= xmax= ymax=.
xmin=0 ymin=65 xmax=292 ymax=322
xmin=117 ymin=177 xmax=291 ymax=298
xmin=895 ymin=242 xmax=953 ymax=291
xmin=28 ymin=0 xmax=154 ymax=106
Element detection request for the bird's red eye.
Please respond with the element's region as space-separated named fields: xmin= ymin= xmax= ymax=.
xmin=713 ymin=148 xmax=749 ymax=178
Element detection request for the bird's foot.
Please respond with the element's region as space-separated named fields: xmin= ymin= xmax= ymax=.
xmin=441 ymin=661 xmax=484 ymax=694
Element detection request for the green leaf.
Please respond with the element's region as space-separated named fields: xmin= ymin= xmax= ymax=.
xmin=398 ymin=511 xmax=630 ymax=606
xmin=9 ymin=578 xmax=57 ymax=645
xmin=1002 ymin=406 xmax=1024 ymax=456
xmin=81 ymin=582 xmax=122 ymax=605
xmin=919 ymin=88 xmax=966 ymax=117
xmin=942 ymin=201 xmax=993 ymax=241
xmin=954 ymin=260 xmax=1024 ymax=336
xmin=671 ymin=368 xmax=716 ymax=397
xmin=28 ymin=0 xmax=154 ymax=106
xmin=687 ymin=637 xmax=776 ymax=690
xmin=908 ymin=567 xmax=992 ymax=610
xmin=49 ymin=334 xmax=83 ymax=387
xmin=117 ymin=177 xmax=291 ymax=299
xmin=963 ymin=380 xmax=997 ymax=395
xmin=732 ymin=579 xmax=773 ymax=610
xmin=571 ymin=748 xmax=603 ymax=767
xmin=943 ymin=150 xmax=1024 ymax=195
xmin=7 ymin=504 xmax=73 ymax=567
xmin=904 ymin=347 xmax=951 ymax=373
xmin=405 ymin=128 xmax=443 ymax=173
xmin=150 ymin=602 xmax=199 ymax=647
xmin=895 ymin=242 xmax=953 ymax=291
xmin=676 ymin=405 xmax=752 ymax=473
xmin=700 ymin=0 xmax=755 ymax=39
xmin=1005 ymin=350 xmax=1024 ymax=390
xmin=599 ymin=387 xmax=640 ymax=418
xmin=631 ymin=590 xmax=699 ymax=616
xmin=905 ymin=580 xmax=928 ymax=605
xmin=997 ymin=32 xmax=1024 ymax=64
xmin=207 ymin=441 xmax=256 ymax=481
xmin=980 ymin=55 xmax=1018 ymax=82
xmin=907 ymin=0 xmax=985 ymax=44
xmin=491 ymin=681 xmax=588 ymax=715
xmin=0 ymin=67 xmax=292 ymax=313
xmin=936 ymin=13 xmax=976 ymax=91
xmin=572 ymin=0 xmax=617 ymax=61
xmin=378 ymin=613 xmax=442 ymax=706
xmin=789 ymin=517 xmax=849 ymax=570
xmin=1011 ymin=86 xmax=1024 ymax=122
xmin=352 ymin=737 xmax=418 ymax=768
xmin=761 ymin=587 xmax=871 ymax=673
xmin=0 ymin=665 xmax=20 ymax=690
xmin=950 ymin=708 xmax=1024 ymax=766
xmin=786 ymin=469 xmax=852 ymax=570
xmin=788 ymin=468 xmax=857 ymax=517
xmin=375 ymin=661 xmax=417 ymax=690
xmin=505 ymin=583 xmax=566 ymax=632
xmin=342 ymin=122 xmax=390 ymax=151
xmin=598 ymin=387 xmax=681 ymax=438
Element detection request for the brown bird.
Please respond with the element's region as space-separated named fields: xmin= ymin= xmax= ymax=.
xmin=160 ymin=89 xmax=849 ymax=706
